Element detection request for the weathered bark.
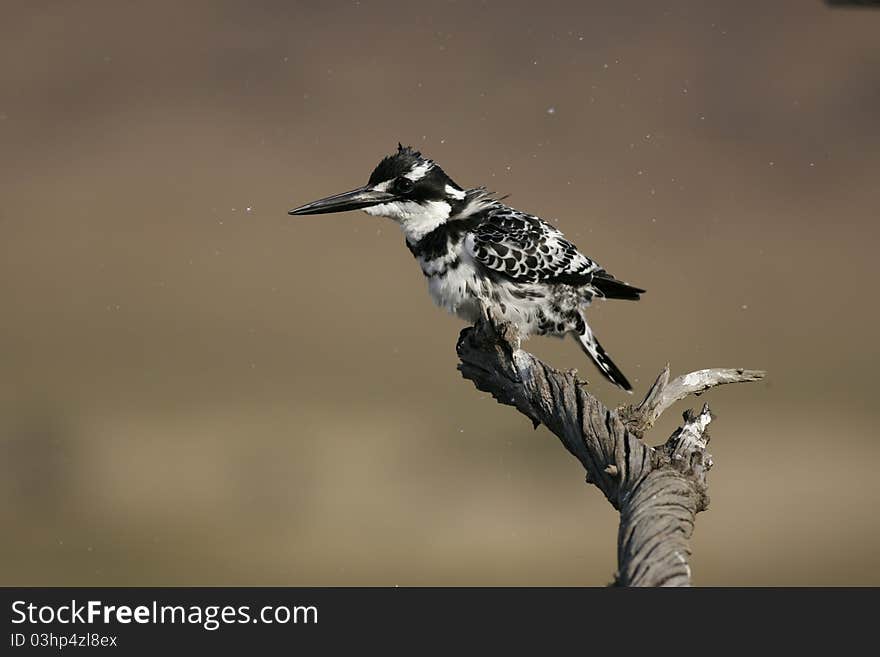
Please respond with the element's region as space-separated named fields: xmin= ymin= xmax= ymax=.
xmin=456 ymin=318 xmax=765 ymax=587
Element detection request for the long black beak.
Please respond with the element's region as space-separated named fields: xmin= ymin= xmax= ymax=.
xmin=288 ymin=186 xmax=395 ymax=216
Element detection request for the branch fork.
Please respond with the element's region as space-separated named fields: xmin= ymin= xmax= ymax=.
xmin=456 ymin=317 xmax=765 ymax=586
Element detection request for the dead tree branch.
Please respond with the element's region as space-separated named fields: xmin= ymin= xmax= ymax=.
xmin=456 ymin=318 xmax=765 ymax=586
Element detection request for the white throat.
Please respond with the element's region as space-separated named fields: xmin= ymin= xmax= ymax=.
xmin=364 ymin=200 xmax=452 ymax=242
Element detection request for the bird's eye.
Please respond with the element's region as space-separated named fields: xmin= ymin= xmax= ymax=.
xmin=395 ymin=177 xmax=414 ymax=193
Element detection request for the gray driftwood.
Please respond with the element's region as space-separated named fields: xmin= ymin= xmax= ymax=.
xmin=456 ymin=318 xmax=765 ymax=587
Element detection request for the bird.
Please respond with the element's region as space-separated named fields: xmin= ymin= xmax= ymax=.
xmin=289 ymin=144 xmax=644 ymax=391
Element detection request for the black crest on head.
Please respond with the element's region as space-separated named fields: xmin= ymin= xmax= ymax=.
xmin=368 ymin=144 xmax=429 ymax=185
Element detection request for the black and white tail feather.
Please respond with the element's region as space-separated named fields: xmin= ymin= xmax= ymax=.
xmin=575 ymin=272 xmax=643 ymax=392
xmin=575 ymin=324 xmax=633 ymax=392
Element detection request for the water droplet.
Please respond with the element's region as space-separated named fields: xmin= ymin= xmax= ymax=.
xmin=546 ymin=106 xmax=556 ymax=115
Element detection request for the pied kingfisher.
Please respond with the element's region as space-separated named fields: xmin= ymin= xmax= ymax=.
xmin=289 ymin=145 xmax=644 ymax=391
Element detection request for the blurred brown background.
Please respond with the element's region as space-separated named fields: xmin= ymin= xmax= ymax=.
xmin=1 ymin=0 xmax=878 ymax=586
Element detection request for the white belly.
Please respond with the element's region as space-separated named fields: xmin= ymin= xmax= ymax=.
xmin=424 ymin=259 xmax=552 ymax=334
xmin=426 ymin=260 xmax=483 ymax=324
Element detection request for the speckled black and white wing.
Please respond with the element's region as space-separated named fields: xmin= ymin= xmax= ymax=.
xmin=462 ymin=207 xmax=643 ymax=391
xmin=465 ymin=208 xmax=600 ymax=285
